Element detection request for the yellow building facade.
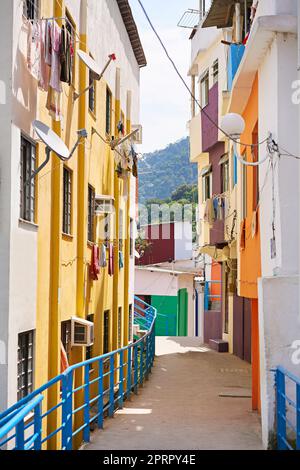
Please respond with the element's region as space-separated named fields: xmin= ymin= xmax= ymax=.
xmin=0 ymin=0 xmax=145 ymax=446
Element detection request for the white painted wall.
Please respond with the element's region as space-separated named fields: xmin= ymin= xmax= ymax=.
xmin=135 ymin=269 xmax=179 ymax=297
xmin=258 ymin=276 xmax=300 ymax=449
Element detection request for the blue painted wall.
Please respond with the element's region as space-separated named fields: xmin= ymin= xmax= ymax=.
xmin=228 ymin=44 xmax=245 ymax=91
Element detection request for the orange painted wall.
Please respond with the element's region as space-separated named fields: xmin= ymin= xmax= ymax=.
xmin=239 ymin=75 xmax=261 ymax=300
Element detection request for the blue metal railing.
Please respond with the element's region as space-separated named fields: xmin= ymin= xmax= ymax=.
xmin=204 ymin=280 xmax=221 ymax=311
xmin=0 ymin=297 xmax=156 ymax=450
xmin=275 ymin=366 xmax=300 ymax=450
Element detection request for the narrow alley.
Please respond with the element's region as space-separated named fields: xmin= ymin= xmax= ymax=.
xmin=83 ymin=338 xmax=262 ymax=450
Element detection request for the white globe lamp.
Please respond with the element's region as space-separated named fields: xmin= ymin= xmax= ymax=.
xmin=221 ymin=113 xmax=245 ymax=138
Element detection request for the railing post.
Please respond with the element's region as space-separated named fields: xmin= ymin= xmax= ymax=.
xmin=134 ymin=343 xmax=138 ymax=394
xmin=83 ymin=365 xmax=90 ymax=443
xmin=140 ymin=340 xmax=144 ymax=385
xmin=15 ymin=419 xmax=25 ymax=450
xmin=297 ymin=383 xmax=300 ymax=450
xmin=62 ymin=371 xmax=73 ymax=450
xmin=98 ymin=359 xmax=104 ymax=429
xmin=276 ymin=369 xmax=287 ymax=450
xmin=33 ymin=400 xmax=42 ymax=450
xmin=127 ymin=347 xmax=132 ymax=399
xmin=145 ymin=335 xmax=149 ymax=378
xmin=109 ymin=355 xmax=115 ymax=417
xmin=119 ymin=350 xmax=124 ymax=409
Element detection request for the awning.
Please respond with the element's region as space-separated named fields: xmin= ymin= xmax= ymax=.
xmin=199 ymin=245 xmax=230 ymax=262
xmin=202 ymin=0 xmax=253 ymax=29
xmin=218 ymin=153 xmax=229 ymax=165
xmin=200 ymin=164 xmax=212 ymax=176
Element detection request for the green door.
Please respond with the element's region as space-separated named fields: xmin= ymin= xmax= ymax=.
xmin=178 ymin=288 xmax=188 ymax=336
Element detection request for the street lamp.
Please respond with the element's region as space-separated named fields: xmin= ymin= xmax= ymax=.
xmin=221 ymin=113 xmax=270 ymax=167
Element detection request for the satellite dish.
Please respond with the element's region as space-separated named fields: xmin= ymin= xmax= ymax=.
xmin=77 ymin=50 xmax=102 ymax=78
xmin=33 ymin=120 xmax=70 ymax=160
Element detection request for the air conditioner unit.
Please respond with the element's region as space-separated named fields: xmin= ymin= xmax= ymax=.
xmin=94 ymin=195 xmax=115 ymax=215
xmin=132 ymin=125 xmax=143 ymax=144
xmin=71 ymin=317 xmax=94 ymax=347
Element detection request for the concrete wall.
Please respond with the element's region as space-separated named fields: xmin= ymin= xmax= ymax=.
xmin=258 ymin=276 xmax=300 ymax=449
xmin=135 ymin=269 xmax=179 ymax=297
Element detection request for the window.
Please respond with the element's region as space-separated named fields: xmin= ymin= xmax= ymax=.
xmin=17 ymin=331 xmax=34 ymax=400
xmin=86 ymin=314 xmax=94 ymax=365
xmin=118 ymin=307 xmax=122 ymax=348
xmin=212 ymin=60 xmax=219 ymax=85
xmin=23 ymin=0 xmax=39 ymax=20
xmin=200 ymin=70 xmax=209 ymax=108
xmin=88 ymin=63 xmax=96 ymax=114
xmin=252 ymin=130 xmax=259 ymax=210
xmin=201 ymin=168 xmax=212 ymax=202
xmin=103 ymin=310 xmax=110 ymax=354
xmin=66 ymin=11 xmax=76 ymax=86
xmin=20 ymin=136 xmax=36 ymax=223
xmin=106 ymin=87 xmax=112 ymax=135
xmin=119 ymin=209 xmax=124 ymax=251
xmin=232 ymin=149 xmax=238 ymax=187
xmin=63 ymin=167 xmax=72 ymax=235
xmin=128 ymin=304 xmax=133 ymax=342
xmin=220 ymin=155 xmax=229 ymax=193
xmin=88 ymin=185 xmax=95 ymax=242
xmin=130 ymin=218 xmax=134 ymax=257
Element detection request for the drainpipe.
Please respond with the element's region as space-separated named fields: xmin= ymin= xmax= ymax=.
xmin=47 ymin=0 xmax=63 ymax=450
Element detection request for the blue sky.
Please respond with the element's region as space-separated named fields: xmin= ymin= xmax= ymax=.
xmin=130 ymin=0 xmax=199 ymax=153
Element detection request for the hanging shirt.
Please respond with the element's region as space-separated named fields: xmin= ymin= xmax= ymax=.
xmin=49 ymin=21 xmax=62 ymax=93
xmin=99 ymin=244 xmax=107 ymax=268
xmin=27 ymin=20 xmax=41 ymax=81
xmin=119 ymin=251 xmax=124 ymax=269
xmin=38 ymin=20 xmax=50 ymax=91
xmin=45 ymin=20 xmax=52 ymax=66
xmin=46 ymin=86 xmax=62 ymax=121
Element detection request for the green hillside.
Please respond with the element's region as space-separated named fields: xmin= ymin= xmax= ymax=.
xmin=138 ymin=138 xmax=197 ymax=203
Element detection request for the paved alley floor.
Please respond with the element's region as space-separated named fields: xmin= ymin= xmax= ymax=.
xmin=83 ymin=337 xmax=263 ymax=450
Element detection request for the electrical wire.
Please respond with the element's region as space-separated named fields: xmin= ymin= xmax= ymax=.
xmin=136 ymin=0 xmax=268 ymax=149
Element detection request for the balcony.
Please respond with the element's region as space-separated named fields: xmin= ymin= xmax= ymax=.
xmin=227 ymin=44 xmax=245 ymax=92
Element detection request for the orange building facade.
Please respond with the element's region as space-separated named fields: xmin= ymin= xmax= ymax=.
xmin=238 ymin=75 xmax=261 ymax=411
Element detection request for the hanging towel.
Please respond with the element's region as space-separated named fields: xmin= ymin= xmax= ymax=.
xmin=49 ymin=21 xmax=62 ymax=93
xmin=99 ymin=243 xmax=107 ymax=268
xmin=108 ymin=243 xmax=114 ymax=276
xmin=45 ymin=20 xmax=52 ymax=66
xmin=60 ymin=25 xmax=72 ymax=84
xmin=46 ymin=86 xmax=62 ymax=121
xmin=90 ymin=245 xmax=100 ymax=280
xmin=38 ymin=20 xmax=50 ymax=91
xmin=27 ymin=20 xmax=41 ymax=81
xmin=119 ymin=251 xmax=124 ymax=269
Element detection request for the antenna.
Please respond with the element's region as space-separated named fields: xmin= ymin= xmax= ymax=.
xmin=28 ymin=121 xmax=88 ymax=182
xmin=110 ymin=128 xmax=140 ymax=150
xmin=73 ymin=50 xmax=117 ymax=102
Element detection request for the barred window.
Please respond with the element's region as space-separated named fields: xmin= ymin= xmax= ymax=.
xmin=106 ymin=87 xmax=112 ymax=135
xmin=118 ymin=307 xmax=122 ymax=349
xmin=20 ymin=136 xmax=36 ymax=223
xmin=103 ymin=310 xmax=110 ymax=354
xmin=63 ymin=167 xmax=72 ymax=235
xmin=17 ymin=331 xmax=34 ymax=401
xmin=128 ymin=304 xmax=133 ymax=343
xmin=88 ymin=185 xmax=95 ymax=242
xmin=23 ymin=0 xmax=39 ymax=20
xmin=89 ymin=67 xmax=96 ymax=114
